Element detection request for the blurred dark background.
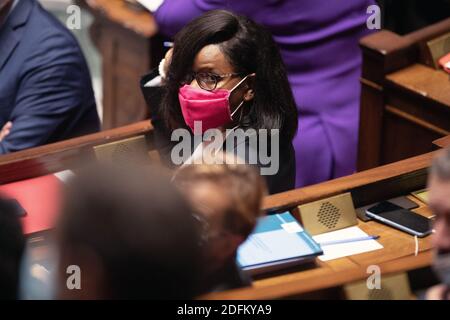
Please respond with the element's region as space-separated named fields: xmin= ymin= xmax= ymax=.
xmin=378 ymin=0 xmax=450 ymax=34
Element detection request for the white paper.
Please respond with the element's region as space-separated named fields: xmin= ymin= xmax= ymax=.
xmin=136 ymin=0 xmax=165 ymax=12
xmin=54 ymin=170 xmax=75 ymax=184
xmin=281 ymin=222 xmax=303 ymax=234
xmin=144 ymin=75 xmax=162 ymax=87
xmin=237 ymin=229 xmax=315 ymax=267
xmin=313 ymin=226 xmax=383 ymax=261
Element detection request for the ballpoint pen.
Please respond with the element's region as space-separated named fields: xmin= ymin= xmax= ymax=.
xmin=319 ymin=235 xmax=380 ymax=246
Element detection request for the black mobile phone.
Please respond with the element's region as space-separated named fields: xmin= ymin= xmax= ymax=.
xmin=356 ymin=196 xmax=419 ymax=221
xmin=366 ymin=201 xmax=431 ymax=237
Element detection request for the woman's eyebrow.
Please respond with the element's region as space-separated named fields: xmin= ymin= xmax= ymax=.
xmin=196 ymin=66 xmax=223 ymax=74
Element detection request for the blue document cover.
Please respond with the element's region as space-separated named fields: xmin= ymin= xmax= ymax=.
xmin=237 ymin=212 xmax=322 ymax=275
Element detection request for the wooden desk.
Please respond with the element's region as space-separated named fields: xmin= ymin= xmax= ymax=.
xmin=433 ymin=135 xmax=450 ymax=149
xmin=205 ymin=253 xmax=432 ymax=300
xmin=1 ymin=122 xmax=441 ymax=300
xmin=358 ymin=18 xmax=450 ymax=171
xmin=0 ymin=120 xmax=154 ymax=185
xmin=77 ymin=0 xmax=166 ymax=129
xmin=205 ymin=151 xmax=438 ymax=299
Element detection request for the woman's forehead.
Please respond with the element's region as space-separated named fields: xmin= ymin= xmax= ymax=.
xmin=193 ymin=44 xmax=235 ymax=73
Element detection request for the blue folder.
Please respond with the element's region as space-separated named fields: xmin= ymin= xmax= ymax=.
xmin=237 ymin=212 xmax=322 ymax=275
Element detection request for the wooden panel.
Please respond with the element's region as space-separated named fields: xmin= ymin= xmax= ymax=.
xmin=79 ymin=0 xmax=158 ymax=37
xmin=381 ymin=109 xmax=442 ymax=163
xmin=0 ymin=119 xmax=442 ymax=300
xmin=0 ymin=121 xmax=154 ymax=185
xmin=205 ymin=152 xmax=440 ymax=299
xmin=94 ymin=16 xmax=152 ymax=129
xmin=203 ymin=252 xmax=432 ymax=300
xmin=433 ymin=135 xmax=450 ymax=148
xmin=386 ymin=64 xmax=450 ymax=108
xmin=78 ymin=0 xmax=165 ymax=129
xmin=357 ymin=79 xmax=385 ymax=170
xmin=357 ymin=18 xmax=450 ymax=171
xmin=201 ymin=149 xmax=445 ymax=300
xmin=264 ymin=151 xmax=433 ymax=212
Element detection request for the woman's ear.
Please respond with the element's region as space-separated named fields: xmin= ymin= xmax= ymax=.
xmin=243 ymin=73 xmax=256 ymax=102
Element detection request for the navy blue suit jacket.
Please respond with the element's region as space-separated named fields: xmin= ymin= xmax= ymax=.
xmin=0 ymin=0 xmax=100 ymax=154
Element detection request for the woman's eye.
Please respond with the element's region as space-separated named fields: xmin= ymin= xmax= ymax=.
xmin=204 ymin=75 xmax=216 ymax=83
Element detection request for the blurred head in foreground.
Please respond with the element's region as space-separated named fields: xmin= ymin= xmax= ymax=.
xmin=173 ymin=152 xmax=267 ymax=292
xmin=0 ymin=197 xmax=25 ymax=299
xmin=56 ymin=164 xmax=203 ymax=299
xmin=427 ymin=147 xmax=450 ymax=299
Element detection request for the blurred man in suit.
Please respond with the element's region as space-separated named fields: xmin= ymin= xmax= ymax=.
xmin=0 ymin=0 xmax=99 ymax=154
xmin=426 ymin=147 xmax=450 ymax=300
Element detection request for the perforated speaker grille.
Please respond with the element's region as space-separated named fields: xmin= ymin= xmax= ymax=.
xmin=317 ymin=201 xmax=341 ymax=229
xmin=111 ymin=143 xmax=135 ymax=164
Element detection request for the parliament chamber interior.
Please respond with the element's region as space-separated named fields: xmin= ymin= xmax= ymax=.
xmin=0 ymin=0 xmax=450 ymax=305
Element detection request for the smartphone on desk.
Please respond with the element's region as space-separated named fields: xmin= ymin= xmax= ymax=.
xmin=365 ymin=201 xmax=432 ymax=237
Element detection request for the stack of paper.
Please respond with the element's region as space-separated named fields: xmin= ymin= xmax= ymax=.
xmin=312 ymin=226 xmax=383 ymax=261
xmin=237 ymin=212 xmax=322 ymax=275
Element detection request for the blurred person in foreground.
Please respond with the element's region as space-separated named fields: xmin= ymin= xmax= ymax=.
xmin=426 ymin=147 xmax=450 ymax=300
xmin=54 ymin=164 xmax=203 ymax=299
xmin=173 ymin=152 xmax=267 ymax=293
xmin=0 ymin=196 xmax=26 ymax=299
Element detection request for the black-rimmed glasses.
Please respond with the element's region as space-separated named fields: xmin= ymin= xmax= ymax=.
xmin=190 ymin=72 xmax=242 ymax=91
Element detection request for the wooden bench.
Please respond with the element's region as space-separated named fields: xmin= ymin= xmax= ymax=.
xmin=207 ymin=150 xmax=439 ymax=299
xmin=358 ymin=18 xmax=450 ymax=171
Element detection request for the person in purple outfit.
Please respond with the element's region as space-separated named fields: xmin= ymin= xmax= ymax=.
xmin=153 ymin=0 xmax=374 ymax=187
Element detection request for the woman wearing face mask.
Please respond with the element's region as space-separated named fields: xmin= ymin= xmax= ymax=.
xmin=148 ymin=10 xmax=298 ymax=194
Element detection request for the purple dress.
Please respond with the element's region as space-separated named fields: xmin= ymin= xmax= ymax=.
xmin=155 ymin=0 xmax=374 ymax=187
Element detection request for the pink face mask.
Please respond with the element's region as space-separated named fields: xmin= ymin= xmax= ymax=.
xmin=178 ymin=76 xmax=248 ymax=134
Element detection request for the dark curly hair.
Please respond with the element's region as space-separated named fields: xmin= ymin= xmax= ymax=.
xmin=162 ymin=9 xmax=298 ymax=142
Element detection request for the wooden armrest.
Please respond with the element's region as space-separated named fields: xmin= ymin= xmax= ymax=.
xmin=0 ymin=120 xmax=154 ymax=184
xmin=361 ymin=18 xmax=450 ymax=56
xmin=202 ymin=251 xmax=432 ymax=300
xmin=264 ymin=151 xmax=434 ymax=212
xmin=79 ymin=0 xmax=158 ymax=37
xmin=433 ymin=135 xmax=450 ymax=149
xmin=386 ymin=64 xmax=450 ymax=108
xmin=360 ymin=18 xmax=450 ymax=79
